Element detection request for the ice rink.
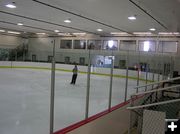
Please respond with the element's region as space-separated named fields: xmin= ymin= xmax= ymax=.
xmin=0 ymin=68 xmax=145 ymax=134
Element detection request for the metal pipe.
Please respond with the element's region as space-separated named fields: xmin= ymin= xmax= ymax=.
xmin=108 ymin=50 xmax=114 ymax=109
xmin=145 ymin=64 xmax=148 ymax=91
xmin=129 ymin=0 xmax=168 ymax=30
xmin=127 ymin=98 xmax=180 ymax=110
xmin=49 ymin=39 xmax=56 ymax=134
xmin=136 ymin=51 xmax=140 ymax=93
xmin=124 ymin=51 xmax=129 ymax=101
xmin=134 ymin=76 xmax=180 ymax=89
xmin=134 ymin=85 xmax=180 ymax=96
xmin=85 ymin=49 xmax=91 ymax=119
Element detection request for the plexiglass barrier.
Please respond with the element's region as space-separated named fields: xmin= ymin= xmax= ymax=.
xmin=0 ymin=46 xmax=177 ymax=134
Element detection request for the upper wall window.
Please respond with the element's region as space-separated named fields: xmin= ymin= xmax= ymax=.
xmin=158 ymin=41 xmax=178 ymax=53
xmin=102 ymin=40 xmax=118 ymax=50
xmin=74 ymin=40 xmax=86 ymax=49
xmin=60 ymin=40 xmax=72 ymax=49
xmin=138 ymin=40 xmax=156 ymax=52
xmin=120 ymin=40 xmax=136 ymax=51
xmin=87 ymin=40 xmax=102 ymax=50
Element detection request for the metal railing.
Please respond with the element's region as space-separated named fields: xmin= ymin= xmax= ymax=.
xmin=127 ymin=77 xmax=180 ymax=134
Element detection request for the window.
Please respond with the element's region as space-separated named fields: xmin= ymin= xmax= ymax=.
xmin=102 ymin=40 xmax=118 ymax=50
xmin=60 ymin=40 xmax=72 ymax=49
xmin=74 ymin=40 xmax=86 ymax=49
xmin=138 ymin=40 xmax=156 ymax=52
xmin=158 ymin=41 xmax=178 ymax=53
xmin=87 ymin=40 xmax=102 ymax=50
xmin=120 ymin=40 xmax=136 ymax=51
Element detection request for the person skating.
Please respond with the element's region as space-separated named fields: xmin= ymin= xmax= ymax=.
xmin=70 ymin=64 xmax=78 ymax=85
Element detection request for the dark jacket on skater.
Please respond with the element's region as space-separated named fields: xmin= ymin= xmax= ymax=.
xmin=70 ymin=65 xmax=78 ymax=84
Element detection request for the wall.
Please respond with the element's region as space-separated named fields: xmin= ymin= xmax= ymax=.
xmin=27 ymin=36 xmax=180 ymax=74
xmin=0 ymin=34 xmax=25 ymax=49
xmin=0 ymin=34 xmax=179 ymax=73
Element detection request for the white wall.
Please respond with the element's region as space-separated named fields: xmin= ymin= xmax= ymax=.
xmin=0 ymin=34 xmax=25 ymax=49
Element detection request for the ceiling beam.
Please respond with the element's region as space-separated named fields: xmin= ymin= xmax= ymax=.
xmin=129 ymin=0 xmax=168 ymax=30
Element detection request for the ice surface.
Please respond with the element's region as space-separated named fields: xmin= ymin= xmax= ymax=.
xmin=0 ymin=68 xmax=145 ymax=134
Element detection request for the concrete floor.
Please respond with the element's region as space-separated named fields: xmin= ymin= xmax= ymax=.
xmin=0 ymin=68 xmax=145 ymax=134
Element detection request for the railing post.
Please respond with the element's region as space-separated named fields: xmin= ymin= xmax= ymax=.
xmin=49 ymin=39 xmax=56 ymax=134
xmin=85 ymin=48 xmax=91 ymax=119
xmin=108 ymin=50 xmax=114 ymax=110
xmin=124 ymin=51 xmax=129 ymax=102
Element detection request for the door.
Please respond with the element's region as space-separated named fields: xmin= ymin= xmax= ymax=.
xmin=48 ymin=56 xmax=53 ymax=62
xmin=79 ymin=57 xmax=85 ymax=65
xmin=65 ymin=57 xmax=70 ymax=64
xmin=119 ymin=60 xmax=126 ymax=69
xmin=32 ymin=54 xmax=36 ymax=62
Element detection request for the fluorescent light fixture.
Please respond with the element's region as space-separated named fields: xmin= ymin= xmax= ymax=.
xmin=6 ymin=3 xmax=16 ymax=8
xmin=133 ymin=32 xmax=152 ymax=35
xmin=128 ymin=16 xmax=136 ymax=20
xmin=17 ymin=23 xmax=23 ymax=26
xmin=158 ymin=32 xmax=180 ymax=35
xmin=8 ymin=31 xmax=21 ymax=34
xmin=110 ymin=32 xmax=128 ymax=35
xmin=36 ymin=33 xmax=46 ymax=35
xmin=58 ymin=33 xmax=71 ymax=36
xmin=54 ymin=30 xmax=60 ymax=33
xmin=73 ymin=33 xmax=86 ymax=35
xmin=108 ymin=40 xmax=114 ymax=48
xmin=64 ymin=19 xmax=71 ymax=23
xmin=173 ymin=32 xmax=180 ymax=35
xmin=0 ymin=30 xmax=5 ymax=32
xmin=149 ymin=28 xmax=156 ymax=31
xmin=97 ymin=29 xmax=103 ymax=32
xmin=143 ymin=41 xmax=150 ymax=51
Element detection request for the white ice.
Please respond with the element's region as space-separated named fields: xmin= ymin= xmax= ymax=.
xmin=0 ymin=68 xmax=145 ymax=134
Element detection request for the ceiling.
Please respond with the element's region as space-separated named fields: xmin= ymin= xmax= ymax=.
xmin=0 ymin=0 xmax=180 ymax=37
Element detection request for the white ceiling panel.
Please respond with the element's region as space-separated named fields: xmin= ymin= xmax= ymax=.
xmin=0 ymin=0 xmax=179 ymax=37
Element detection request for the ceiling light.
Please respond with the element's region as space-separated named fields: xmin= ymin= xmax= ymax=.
xmin=110 ymin=32 xmax=128 ymax=35
xmin=17 ymin=23 xmax=23 ymax=26
xmin=173 ymin=32 xmax=180 ymax=35
xmin=158 ymin=32 xmax=180 ymax=35
xmin=97 ymin=29 xmax=103 ymax=32
xmin=8 ymin=31 xmax=21 ymax=34
xmin=54 ymin=30 xmax=60 ymax=33
xmin=128 ymin=16 xmax=136 ymax=20
xmin=58 ymin=33 xmax=72 ymax=36
xmin=64 ymin=19 xmax=71 ymax=23
xmin=0 ymin=30 xmax=5 ymax=32
xmin=36 ymin=33 xmax=46 ymax=35
xmin=73 ymin=33 xmax=86 ymax=36
xmin=133 ymin=32 xmax=152 ymax=35
xmin=5 ymin=2 xmax=16 ymax=8
xmin=149 ymin=28 xmax=156 ymax=31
